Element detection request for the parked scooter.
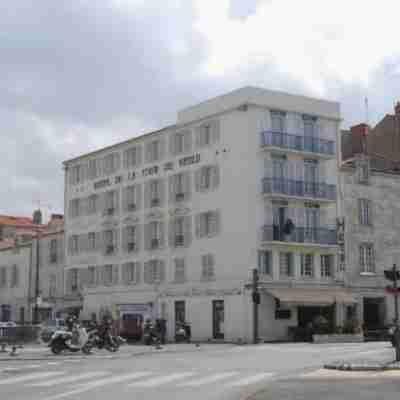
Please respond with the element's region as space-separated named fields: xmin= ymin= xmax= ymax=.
xmin=48 ymin=323 xmax=93 ymax=355
xmin=143 ymin=320 xmax=160 ymax=346
xmin=175 ymin=322 xmax=191 ymax=343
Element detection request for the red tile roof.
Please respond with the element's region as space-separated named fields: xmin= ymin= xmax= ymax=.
xmin=0 ymin=215 xmax=37 ymax=228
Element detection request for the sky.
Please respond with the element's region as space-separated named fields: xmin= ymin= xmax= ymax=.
xmin=2 ymin=0 xmax=400 ymax=218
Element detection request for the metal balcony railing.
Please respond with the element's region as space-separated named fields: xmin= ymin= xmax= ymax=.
xmin=262 ymin=177 xmax=336 ymax=200
xmin=261 ymin=131 xmax=335 ymax=155
xmin=262 ymin=225 xmax=337 ymax=245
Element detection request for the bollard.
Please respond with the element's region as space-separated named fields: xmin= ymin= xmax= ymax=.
xmin=0 ymin=343 xmax=7 ymax=353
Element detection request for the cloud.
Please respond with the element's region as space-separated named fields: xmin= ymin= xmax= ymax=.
xmin=2 ymin=0 xmax=400 ymax=217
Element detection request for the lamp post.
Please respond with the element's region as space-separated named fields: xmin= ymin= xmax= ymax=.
xmin=33 ymin=232 xmax=41 ymax=325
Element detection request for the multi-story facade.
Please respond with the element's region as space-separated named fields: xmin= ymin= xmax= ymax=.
xmin=64 ymin=87 xmax=351 ymax=342
xmin=0 ymin=214 xmax=65 ymax=323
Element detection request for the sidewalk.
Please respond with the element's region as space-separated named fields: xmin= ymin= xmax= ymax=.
xmin=0 ymin=342 xmax=231 ymax=361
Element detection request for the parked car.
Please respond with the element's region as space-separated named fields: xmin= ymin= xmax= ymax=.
xmin=40 ymin=319 xmax=66 ymax=343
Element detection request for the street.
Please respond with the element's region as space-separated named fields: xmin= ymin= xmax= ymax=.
xmin=0 ymin=342 xmax=396 ymax=400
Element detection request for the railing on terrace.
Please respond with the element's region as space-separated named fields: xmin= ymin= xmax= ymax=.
xmin=262 ymin=177 xmax=336 ymax=200
xmin=261 ymin=131 xmax=335 ymax=155
xmin=262 ymin=225 xmax=337 ymax=245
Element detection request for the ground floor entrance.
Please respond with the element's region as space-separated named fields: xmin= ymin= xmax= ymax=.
xmin=363 ymin=297 xmax=385 ymax=330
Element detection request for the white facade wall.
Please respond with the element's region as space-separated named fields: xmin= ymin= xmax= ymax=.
xmin=64 ymin=87 xmax=341 ymax=341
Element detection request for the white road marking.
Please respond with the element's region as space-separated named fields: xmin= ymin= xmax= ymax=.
xmin=47 ymin=362 xmax=61 ymax=366
xmin=29 ymin=371 xmax=109 ymax=387
xmin=41 ymin=372 xmax=153 ymax=400
xmin=127 ymin=372 xmax=195 ymax=387
xmin=0 ymin=372 xmax=65 ymax=385
xmin=178 ymin=372 xmax=239 ymax=387
xmin=63 ymin=359 xmax=82 ymax=363
xmin=227 ymin=372 xmax=275 ymax=387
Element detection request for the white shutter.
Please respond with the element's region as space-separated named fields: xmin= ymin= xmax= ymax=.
xmin=144 ymin=182 xmax=151 ymax=209
xmin=121 ymin=263 xmax=128 ymax=285
xmin=114 ymin=228 xmax=120 ymax=251
xmin=159 ymin=179 xmax=165 ymax=207
xmin=159 ymin=260 xmax=165 ymax=282
xmin=168 ymin=219 xmax=175 ymax=247
xmin=122 ymin=186 xmax=128 ymax=212
xmin=135 ymin=224 xmax=142 ymax=252
xmin=144 ymin=223 xmax=150 ymax=250
xmin=184 ymin=172 xmax=192 ymax=200
xmin=195 ymin=126 xmax=202 ymax=148
xmin=122 ymin=226 xmax=128 ymax=252
xmin=112 ymin=265 xmax=119 ymax=285
xmin=195 ymin=168 xmax=201 ymax=192
xmin=158 ymin=138 xmax=165 ymax=161
xmin=195 ymin=214 xmax=201 ymax=238
xmin=159 ymin=221 xmax=165 ymax=248
xmin=135 ymin=184 xmax=142 ymax=211
xmin=184 ymin=130 xmax=192 ymax=153
xmin=135 ymin=262 xmax=141 ymax=283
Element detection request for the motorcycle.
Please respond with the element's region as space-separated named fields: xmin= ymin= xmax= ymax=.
xmin=88 ymin=328 xmax=123 ymax=352
xmin=143 ymin=322 xmax=160 ymax=346
xmin=48 ymin=324 xmax=93 ymax=355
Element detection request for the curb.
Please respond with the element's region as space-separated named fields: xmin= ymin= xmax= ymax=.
xmin=324 ymin=362 xmax=400 ymax=371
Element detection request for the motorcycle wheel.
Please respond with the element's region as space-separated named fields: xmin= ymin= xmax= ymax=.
xmin=51 ymin=342 xmax=64 ymax=355
xmin=82 ymin=344 xmax=93 ymax=355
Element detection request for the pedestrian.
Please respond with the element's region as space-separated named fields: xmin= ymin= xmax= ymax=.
xmin=159 ymin=318 xmax=167 ymax=345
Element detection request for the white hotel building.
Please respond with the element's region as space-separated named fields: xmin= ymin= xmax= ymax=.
xmin=64 ymin=87 xmax=354 ymax=342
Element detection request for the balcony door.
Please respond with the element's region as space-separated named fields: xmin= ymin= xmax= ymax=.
xmin=304 ymin=159 xmax=318 ymax=196
xmin=303 ymin=115 xmax=316 ymax=152
xmin=273 ymin=204 xmax=288 ymax=241
xmin=305 ymin=205 xmax=320 ymax=241
xmin=272 ymin=155 xmax=286 ymax=193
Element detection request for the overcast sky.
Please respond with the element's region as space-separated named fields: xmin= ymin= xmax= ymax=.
xmin=2 ymin=0 xmax=400 ymax=218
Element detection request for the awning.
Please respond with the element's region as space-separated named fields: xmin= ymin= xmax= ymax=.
xmin=266 ymin=288 xmax=357 ymax=306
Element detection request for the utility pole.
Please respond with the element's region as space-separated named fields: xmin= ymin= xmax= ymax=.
xmin=384 ymin=264 xmax=400 ymax=361
xmin=33 ymin=233 xmax=40 ymax=325
xmin=252 ymin=269 xmax=260 ymax=344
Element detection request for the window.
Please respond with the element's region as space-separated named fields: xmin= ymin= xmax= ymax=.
xmin=196 ymin=121 xmax=219 ymax=148
xmin=173 ymin=173 xmax=185 ymax=201
xmin=149 ymin=221 xmax=162 ymax=249
xmin=150 ymin=180 xmax=160 ymax=207
xmin=104 ymin=190 xmax=117 ymax=215
xmin=103 ymin=153 xmax=120 ymax=175
xmin=125 ymin=185 xmax=137 ymax=211
xmin=271 ymin=111 xmax=286 ymax=133
xmin=123 ymin=262 xmax=140 ymax=284
xmin=359 ymin=199 xmax=372 ymax=226
xmin=10 ymin=265 xmax=18 ymax=288
xmin=174 ymin=132 xmax=185 ymax=155
xmin=70 ymin=165 xmax=82 ymax=185
xmin=103 ymin=265 xmax=113 ymax=285
xmin=201 ymin=254 xmax=215 ymax=281
xmin=123 ymin=146 xmax=141 ymax=169
xmin=174 ymin=217 xmax=185 ymax=247
xmin=300 ymin=254 xmax=314 ymax=277
xmin=88 ymin=232 xmax=96 ymax=251
xmin=144 ymin=260 xmax=165 ymax=284
xmin=279 ymin=252 xmax=294 ymax=277
xmin=258 ymin=251 xmax=271 ymax=275
xmin=88 ymin=159 xmax=98 ymax=180
xmin=321 ymin=255 xmax=333 ymax=278
xmin=147 ymin=140 xmax=161 ymax=163
xmin=357 ymin=160 xmax=370 ymax=184
xmin=50 ymin=239 xmax=58 ymax=263
xmin=174 ymin=258 xmax=185 ymax=283
xmin=87 ymin=194 xmax=98 ymax=215
xmin=70 ymin=235 xmax=79 ymax=255
xmin=126 ymin=226 xmax=137 ymax=252
xmin=88 ymin=266 xmax=96 ymax=286
xmin=70 ymin=199 xmax=80 ymax=218
xmin=104 ymin=230 xmax=115 ymax=254
xmin=49 ymin=274 xmax=56 ymax=297
xmin=71 ymin=269 xmax=78 ymax=292
xmin=196 ymin=165 xmax=219 ymax=192
xmin=360 ymin=243 xmax=375 ymax=273
xmin=197 ymin=211 xmax=219 ymax=238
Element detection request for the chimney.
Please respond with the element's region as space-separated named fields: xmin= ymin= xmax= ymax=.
xmin=32 ymin=209 xmax=42 ymax=225
xmin=395 ymin=102 xmax=400 ymax=116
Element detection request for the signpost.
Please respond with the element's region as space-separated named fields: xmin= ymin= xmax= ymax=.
xmin=384 ymin=264 xmax=400 ymax=361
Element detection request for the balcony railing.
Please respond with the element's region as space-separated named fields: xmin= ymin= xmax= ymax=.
xmin=262 ymin=177 xmax=336 ymax=200
xmin=261 ymin=131 xmax=335 ymax=156
xmin=262 ymin=225 xmax=337 ymax=245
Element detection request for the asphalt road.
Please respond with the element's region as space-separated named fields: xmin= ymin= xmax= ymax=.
xmin=0 ymin=342 xmax=396 ymax=400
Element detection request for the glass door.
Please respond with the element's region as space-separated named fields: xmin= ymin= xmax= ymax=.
xmin=273 ymin=205 xmax=288 ymax=241
xmin=304 ymin=160 xmax=318 ymax=197
xmin=212 ymin=300 xmax=224 ymax=339
xmin=305 ymin=205 xmax=320 ymax=242
xmin=303 ymin=117 xmax=316 ymax=152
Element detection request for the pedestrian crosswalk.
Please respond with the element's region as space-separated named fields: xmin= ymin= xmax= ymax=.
xmin=0 ymin=367 xmax=277 ymax=398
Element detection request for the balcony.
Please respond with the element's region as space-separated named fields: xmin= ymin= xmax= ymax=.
xmin=262 ymin=225 xmax=337 ymax=246
xmin=261 ymin=131 xmax=335 ymax=157
xmin=262 ymin=177 xmax=336 ymax=202
xmin=175 ymin=235 xmax=185 ymax=247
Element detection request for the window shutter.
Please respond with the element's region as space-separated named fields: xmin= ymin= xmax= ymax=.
xmin=169 ymin=176 xmax=175 ymax=204
xmin=114 ymin=228 xmax=120 ymax=251
xmin=195 ymin=126 xmax=202 ymax=148
xmin=369 ymin=200 xmax=373 ymax=225
xmin=121 ymin=263 xmax=128 ymax=284
xmin=183 ymin=130 xmax=192 ymax=153
xmin=66 ymin=270 xmax=72 ymax=293
xmin=135 ymin=184 xmax=142 ymax=211
xmin=184 ymin=215 xmax=192 ymax=247
xmin=68 ymin=236 xmax=73 ymax=255
xmin=114 ymin=190 xmax=120 ymax=213
xmin=159 ymin=260 xmax=165 ymax=282
xmin=169 ymin=133 xmax=176 ymax=156
xmin=95 ymin=266 xmax=102 ymax=286
xmin=95 ymin=232 xmax=102 ymax=252
xmin=122 ymin=187 xmax=128 ymax=212
xmin=135 ymin=262 xmax=141 ymax=284
xmin=122 ymin=227 xmax=128 ymax=252
xmin=123 ymin=149 xmax=129 ymax=169
xmin=195 ymin=168 xmax=201 ymax=192
xmin=114 ymin=153 xmax=121 ymax=172
xmin=78 ymin=268 xmax=87 ymax=290
xmin=184 ymin=172 xmax=191 ymax=200
xmin=212 ymin=120 xmax=220 ymax=144
xmin=144 ymin=182 xmax=151 ymax=209
xmin=145 ymin=142 xmax=152 ymax=163
xmin=144 ymin=262 xmax=150 ymax=284
xmin=112 ymin=265 xmax=119 ymax=285
xmin=135 ymin=225 xmax=141 ymax=252
xmin=144 ymin=223 xmax=150 ymax=250
xmin=158 ymin=138 xmax=165 ymax=161
xmin=212 ymin=166 xmax=219 ymax=190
